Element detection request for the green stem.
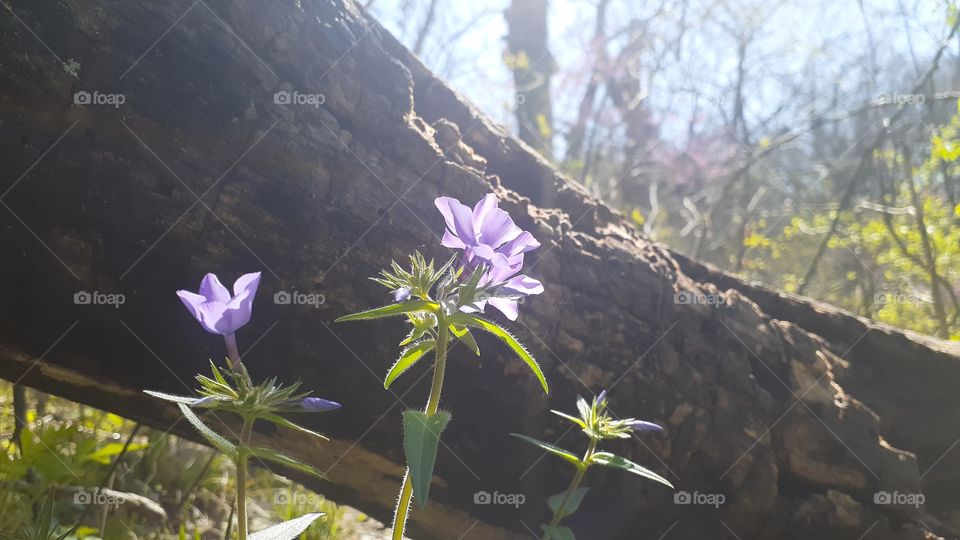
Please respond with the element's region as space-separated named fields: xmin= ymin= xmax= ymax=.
xmin=391 ymin=314 xmax=449 ymax=540
xmin=237 ymin=416 xmax=253 ymax=540
xmin=542 ymin=438 xmax=598 ymax=539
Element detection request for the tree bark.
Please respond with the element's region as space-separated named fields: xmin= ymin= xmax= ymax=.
xmin=0 ymin=1 xmax=957 ymax=538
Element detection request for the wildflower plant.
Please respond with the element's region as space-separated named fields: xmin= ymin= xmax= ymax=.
xmin=146 ymin=272 xmax=339 ymax=540
xmin=336 ymin=194 xmax=549 ymax=539
xmin=514 ymin=390 xmax=674 ymax=540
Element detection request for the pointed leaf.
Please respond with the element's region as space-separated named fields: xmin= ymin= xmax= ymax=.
xmin=550 ymin=409 xmax=586 ymax=429
xmin=547 ymin=487 xmax=590 ymax=518
xmin=247 ymin=446 xmax=325 ymax=478
xmin=385 ymin=340 xmax=436 ymax=389
xmin=454 ymin=314 xmax=548 ymax=394
xmin=259 ymin=412 xmax=329 ymax=441
xmin=249 ymin=513 xmax=324 ymax=540
xmin=541 ymin=525 xmax=576 ymax=540
xmin=335 ymin=300 xmax=439 ymax=322
xmin=177 ymin=403 xmax=237 ymax=458
xmin=510 ymin=433 xmax=582 ymax=468
xmin=144 ymin=390 xmax=201 ymax=405
xmin=452 ymin=325 xmax=480 ymax=356
xmin=403 ymin=410 xmax=451 ymax=509
xmin=590 ymin=452 xmax=674 ymax=488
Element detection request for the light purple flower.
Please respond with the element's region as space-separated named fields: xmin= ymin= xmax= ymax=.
xmin=299 ymin=397 xmax=342 ymax=412
xmin=625 ymin=419 xmax=663 ymax=432
xmin=393 ymin=287 xmax=412 ymax=302
xmin=177 ymin=272 xmax=261 ymax=335
xmin=435 ymin=194 xmax=540 ymax=270
xmin=435 ymin=194 xmax=543 ymax=320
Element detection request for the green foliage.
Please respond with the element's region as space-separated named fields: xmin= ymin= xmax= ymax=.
xmin=402 ymin=410 xmax=451 ymax=509
xmin=509 ymin=434 xmax=583 ymax=468
xmin=249 ymin=513 xmax=324 ymax=540
xmin=385 ymin=340 xmax=436 ymax=389
xmin=547 ymin=487 xmax=590 ymax=518
xmin=450 ymin=313 xmax=549 ymax=394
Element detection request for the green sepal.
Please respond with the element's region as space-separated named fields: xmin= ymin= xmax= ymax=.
xmin=335 ymin=300 xmax=439 ymax=322
xmin=450 ymin=313 xmax=548 ymax=394
xmin=385 ymin=340 xmax=436 ymax=389
xmin=177 ymin=403 xmax=237 ymax=459
xmin=589 ymin=451 xmax=674 ymax=488
xmin=248 ymin=513 xmax=324 ymax=540
xmin=551 ymin=409 xmax=587 ymax=429
xmin=547 ymin=487 xmax=590 ymax=518
xmin=246 ymin=446 xmax=325 ymax=478
xmin=403 ymin=410 xmax=452 ymax=509
xmin=510 ymin=433 xmax=582 ymax=468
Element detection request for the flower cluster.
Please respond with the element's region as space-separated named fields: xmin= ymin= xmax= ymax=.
xmin=436 ymin=194 xmax=543 ymax=320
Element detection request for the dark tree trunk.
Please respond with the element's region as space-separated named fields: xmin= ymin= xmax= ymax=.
xmin=0 ymin=1 xmax=957 ymax=539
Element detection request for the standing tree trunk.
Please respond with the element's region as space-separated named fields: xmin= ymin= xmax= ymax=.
xmin=505 ymin=0 xmax=555 ymax=170
xmin=0 ymin=1 xmax=958 ymax=539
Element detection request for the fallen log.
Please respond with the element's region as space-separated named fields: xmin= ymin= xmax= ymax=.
xmin=0 ymin=0 xmax=956 ymax=538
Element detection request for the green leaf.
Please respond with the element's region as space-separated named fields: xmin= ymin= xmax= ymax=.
xmin=547 ymin=487 xmax=590 ymax=518
xmin=85 ymin=442 xmax=147 ymax=465
xmin=177 ymin=403 xmax=237 ymax=458
xmin=541 ymin=525 xmax=576 ymax=540
xmin=385 ymin=340 xmax=436 ymax=389
xmin=259 ymin=412 xmax=329 ymax=441
xmin=335 ymin=300 xmax=439 ymax=322
xmin=452 ymin=314 xmax=548 ymax=394
xmin=589 ymin=452 xmax=674 ymax=488
xmin=451 ymin=325 xmax=480 ymax=356
xmin=403 ymin=410 xmax=452 ymax=509
xmin=247 ymin=446 xmax=325 ymax=478
xmin=550 ymin=409 xmax=587 ymax=429
xmin=510 ymin=433 xmax=582 ymax=468
xmin=249 ymin=513 xmax=324 ymax=540
xmin=144 ymin=390 xmax=200 ymax=405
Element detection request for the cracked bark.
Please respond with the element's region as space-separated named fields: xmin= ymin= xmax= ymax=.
xmin=0 ymin=1 xmax=958 ymax=539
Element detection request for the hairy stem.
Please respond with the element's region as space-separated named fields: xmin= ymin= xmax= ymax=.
xmin=236 ymin=416 xmax=253 ymax=540
xmin=542 ymin=438 xmax=598 ymax=538
xmin=391 ymin=314 xmax=449 ymax=540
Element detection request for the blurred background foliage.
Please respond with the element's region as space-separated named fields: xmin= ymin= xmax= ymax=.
xmin=0 ymin=382 xmax=366 ymax=539
xmin=369 ymin=0 xmax=960 ymax=340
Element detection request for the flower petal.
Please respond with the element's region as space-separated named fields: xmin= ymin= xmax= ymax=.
xmin=487 ymin=297 xmax=519 ymax=321
xmin=478 ymin=208 xmax=522 ymax=248
xmin=300 ymin=397 xmax=342 ymax=412
xmin=232 ymin=272 xmax=261 ymax=299
xmin=435 ymin=196 xmax=475 ymax=242
xmin=199 ymin=273 xmax=231 ymax=303
xmin=471 ymin=193 xmax=499 ymax=232
xmin=393 ymin=288 xmax=411 ymax=302
xmin=441 ymin=229 xmax=466 ymax=250
xmin=196 ymin=301 xmax=229 ymax=334
xmin=503 ymin=274 xmax=544 ymax=295
xmin=500 ymin=231 xmax=541 ymax=257
xmin=177 ymin=290 xmax=206 ymax=322
xmin=627 ymin=420 xmax=664 ymax=432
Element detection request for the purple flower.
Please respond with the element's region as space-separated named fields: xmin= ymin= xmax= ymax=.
xmin=300 ymin=397 xmax=342 ymax=412
xmin=625 ymin=419 xmax=663 ymax=432
xmin=435 ymin=194 xmax=540 ymax=270
xmin=393 ymin=287 xmax=412 ymax=302
xmin=435 ymin=194 xmax=543 ymax=320
xmin=597 ymin=389 xmax=608 ymax=406
xmin=177 ymin=273 xmax=261 ymax=336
